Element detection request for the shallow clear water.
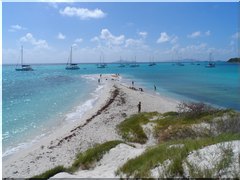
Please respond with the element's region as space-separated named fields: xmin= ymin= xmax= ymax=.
xmin=2 ymin=62 xmax=240 ymax=157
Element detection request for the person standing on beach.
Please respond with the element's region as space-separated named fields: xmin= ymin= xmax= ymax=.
xmin=98 ymin=78 xmax=100 ymax=84
xmin=137 ymin=102 xmax=141 ymax=113
xmin=132 ymin=81 xmax=134 ymax=86
xmin=154 ymin=84 xmax=156 ymax=91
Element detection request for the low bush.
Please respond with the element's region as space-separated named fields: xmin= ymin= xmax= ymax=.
xmin=30 ymin=166 xmax=67 ymax=179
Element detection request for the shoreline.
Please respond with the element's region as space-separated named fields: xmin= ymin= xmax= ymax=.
xmin=3 ymin=74 xmax=179 ymax=178
xmin=2 ymin=74 xmax=105 ymax=159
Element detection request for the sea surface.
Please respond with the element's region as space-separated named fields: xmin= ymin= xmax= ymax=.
xmin=2 ymin=62 xmax=240 ymax=157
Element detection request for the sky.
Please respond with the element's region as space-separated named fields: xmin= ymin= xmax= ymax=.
xmin=2 ymin=2 xmax=239 ymax=64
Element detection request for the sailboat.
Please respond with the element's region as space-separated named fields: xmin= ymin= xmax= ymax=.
xmin=118 ymin=56 xmax=125 ymax=68
xmin=130 ymin=56 xmax=139 ymax=67
xmin=149 ymin=56 xmax=156 ymax=66
xmin=97 ymin=54 xmax=107 ymax=68
xmin=176 ymin=58 xmax=184 ymax=66
xmin=173 ymin=52 xmax=184 ymax=66
xmin=190 ymin=59 xmax=195 ymax=65
xmin=15 ymin=46 xmax=33 ymax=71
xmin=205 ymin=52 xmax=215 ymax=68
xmin=65 ymin=46 xmax=80 ymax=70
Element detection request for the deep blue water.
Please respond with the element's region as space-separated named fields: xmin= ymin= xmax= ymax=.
xmin=2 ymin=62 xmax=240 ymax=157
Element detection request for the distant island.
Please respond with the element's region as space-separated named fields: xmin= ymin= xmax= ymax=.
xmin=228 ymin=57 xmax=240 ymax=63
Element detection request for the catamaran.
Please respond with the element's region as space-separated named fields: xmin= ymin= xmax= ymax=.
xmin=205 ymin=52 xmax=215 ymax=68
xmin=66 ymin=46 xmax=80 ymax=70
xmin=118 ymin=56 xmax=125 ymax=67
xmin=149 ymin=56 xmax=156 ymax=66
xmin=130 ymin=56 xmax=140 ymax=67
xmin=97 ymin=54 xmax=107 ymax=68
xmin=15 ymin=46 xmax=33 ymax=71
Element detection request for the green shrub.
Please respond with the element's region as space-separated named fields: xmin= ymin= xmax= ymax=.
xmin=117 ymin=113 xmax=151 ymax=144
xmin=69 ymin=140 xmax=122 ymax=172
xmin=30 ymin=166 xmax=67 ymax=179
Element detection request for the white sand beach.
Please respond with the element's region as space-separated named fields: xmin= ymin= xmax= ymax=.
xmin=2 ymin=74 xmax=179 ymax=178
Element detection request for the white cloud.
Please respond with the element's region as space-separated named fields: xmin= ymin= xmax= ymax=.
xmin=59 ymin=6 xmax=106 ymax=20
xmin=170 ymin=36 xmax=178 ymax=44
xmin=57 ymin=32 xmax=66 ymax=40
xmin=9 ymin=24 xmax=26 ymax=32
xmin=74 ymin=38 xmax=83 ymax=43
xmin=138 ymin=31 xmax=148 ymax=38
xmin=91 ymin=36 xmax=99 ymax=42
xmin=205 ymin=30 xmax=211 ymax=36
xmin=72 ymin=43 xmax=78 ymax=48
xmin=125 ymin=38 xmax=148 ymax=49
xmin=20 ymin=33 xmax=49 ymax=49
xmin=99 ymin=29 xmax=125 ymax=46
xmin=179 ymin=43 xmax=207 ymax=53
xmin=157 ymin=32 xmax=170 ymax=43
xmin=188 ymin=31 xmax=201 ymax=38
xmin=156 ymin=32 xmax=178 ymax=44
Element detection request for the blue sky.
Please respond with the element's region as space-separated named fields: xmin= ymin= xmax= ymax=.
xmin=3 ymin=2 xmax=239 ymax=64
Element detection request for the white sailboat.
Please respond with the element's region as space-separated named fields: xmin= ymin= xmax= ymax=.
xmin=176 ymin=54 xmax=184 ymax=66
xmin=15 ymin=45 xmax=33 ymax=71
xmin=205 ymin=52 xmax=215 ymax=68
xmin=118 ymin=56 xmax=125 ymax=67
xmin=66 ymin=46 xmax=80 ymax=70
xmin=97 ymin=54 xmax=107 ymax=68
xmin=130 ymin=56 xmax=139 ymax=67
xmin=149 ymin=56 xmax=156 ymax=66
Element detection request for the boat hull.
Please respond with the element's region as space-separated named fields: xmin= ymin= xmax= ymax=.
xmin=15 ymin=68 xmax=33 ymax=71
xmin=15 ymin=65 xmax=33 ymax=71
xmin=65 ymin=66 xmax=80 ymax=70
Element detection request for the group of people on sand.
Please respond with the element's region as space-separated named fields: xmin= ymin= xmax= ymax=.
xmin=97 ymin=74 xmax=157 ymax=113
xmin=130 ymin=81 xmax=158 ymax=113
xmin=130 ymin=81 xmax=157 ymax=92
xmin=98 ymin=73 xmax=120 ymax=84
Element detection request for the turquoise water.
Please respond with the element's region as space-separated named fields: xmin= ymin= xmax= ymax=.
xmin=2 ymin=62 xmax=240 ymax=157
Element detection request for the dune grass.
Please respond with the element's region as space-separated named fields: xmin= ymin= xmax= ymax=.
xmin=154 ymin=109 xmax=234 ymax=142
xmin=30 ymin=166 xmax=67 ymax=179
xmin=117 ymin=112 xmax=159 ymax=144
xmin=117 ymin=108 xmax=233 ymax=144
xmin=69 ymin=140 xmax=123 ymax=172
xmin=116 ymin=133 xmax=240 ymax=178
xmin=30 ymin=140 xmax=123 ymax=179
xmin=185 ymin=142 xmax=235 ymax=178
xmin=158 ymin=109 xmax=233 ymax=128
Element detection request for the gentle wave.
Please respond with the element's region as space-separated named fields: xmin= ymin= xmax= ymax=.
xmin=65 ymin=85 xmax=104 ymax=122
xmin=2 ymin=133 xmax=46 ymax=158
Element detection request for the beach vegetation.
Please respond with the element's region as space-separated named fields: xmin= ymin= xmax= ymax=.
xmin=30 ymin=166 xmax=67 ymax=179
xmin=116 ymin=133 xmax=240 ymax=178
xmin=185 ymin=143 xmax=235 ymax=178
xmin=154 ymin=103 xmax=235 ymax=142
xmin=228 ymin=57 xmax=240 ymax=63
xmin=116 ymin=103 xmax=240 ymax=178
xmin=69 ymin=140 xmax=122 ymax=172
xmin=30 ymin=140 xmax=123 ymax=178
xmin=117 ymin=112 xmax=159 ymax=144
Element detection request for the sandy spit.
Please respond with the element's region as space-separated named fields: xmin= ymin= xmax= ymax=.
xmin=3 ymin=74 xmax=179 ymax=178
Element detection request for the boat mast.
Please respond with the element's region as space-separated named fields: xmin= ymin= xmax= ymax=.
xmin=21 ymin=45 xmax=23 ymax=65
xmin=70 ymin=46 xmax=73 ymax=64
xmin=209 ymin=52 xmax=212 ymax=62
